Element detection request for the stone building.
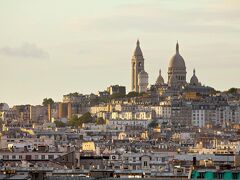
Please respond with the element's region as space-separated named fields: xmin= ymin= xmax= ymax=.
xmin=138 ymin=70 xmax=149 ymax=93
xmin=107 ymin=85 xmax=126 ymax=95
xmin=168 ymin=42 xmax=187 ymax=88
xmin=131 ymin=40 xmax=148 ymax=93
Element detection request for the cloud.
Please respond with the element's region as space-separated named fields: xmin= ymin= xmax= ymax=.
xmin=65 ymin=0 xmax=240 ymax=36
xmin=0 ymin=43 xmax=49 ymax=59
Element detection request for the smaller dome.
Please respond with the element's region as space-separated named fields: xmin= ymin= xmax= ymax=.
xmin=138 ymin=70 xmax=148 ymax=78
xmin=0 ymin=103 xmax=9 ymax=111
xmin=156 ymin=69 xmax=164 ymax=85
xmin=190 ymin=69 xmax=199 ymax=86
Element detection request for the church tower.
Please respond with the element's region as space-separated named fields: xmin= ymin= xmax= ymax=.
xmin=131 ymin=40 xmax=145 ymax=92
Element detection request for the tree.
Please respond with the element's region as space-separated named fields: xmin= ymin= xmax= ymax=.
xmin=96 ymin=117 xmax=106 ymax=125
xmin=54 ymin=120 xmax=66 ymax=127
xmin=98 ymin=97 xmax=109 ymax=103
xmin=42 ymin=98 xmax=54 ymax=106
xmin=68 ymin=115 xmax=79 ymax=127
xmin=68 ymin=112 xmax=94 ymax=127
xmin=110 ymin=93 xmax=126 ymax=99
xmin=211 ymin=89 xmax=220 ymax=95
xmin=228 ymin=88 xmax=237 ymax=94
xmin=68 ymin=92 xmax=79 ymax=96
xmin=80 ymin=112 xmax=94 ymax=124
xmin=148 ymin=119 xmax=158 ymax=128
xmin=126 ymin=91 xmax=140 ymax=98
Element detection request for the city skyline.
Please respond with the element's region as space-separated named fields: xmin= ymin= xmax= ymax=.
xmin=0 ymin=0 xmax=240 ymax=105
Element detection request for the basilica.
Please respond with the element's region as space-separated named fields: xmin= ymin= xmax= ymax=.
xmin=131 ymin=40 xmax=212 ymax=95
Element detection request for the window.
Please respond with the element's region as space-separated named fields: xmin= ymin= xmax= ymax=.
xmin=143 ymin=161 xmax=148 ymax=167
xmin=41 ymin=155 xmax=45 ymax=160
xmin=3 ymin=155 xmax=9 ymax=160
xmin=48 ymin=155 xmax=54 ymax=160
xmin=26 ymin=155 xmax=32 ymax=160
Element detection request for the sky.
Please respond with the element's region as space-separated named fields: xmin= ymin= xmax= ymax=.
xmin=0 ymin=0 xmax=240 ymax=106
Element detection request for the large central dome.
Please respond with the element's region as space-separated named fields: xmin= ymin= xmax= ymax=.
xmin=168 ymin=42 xmax=186 ymax=69
xmin=167 ymin=42 xmax=187 ymax=88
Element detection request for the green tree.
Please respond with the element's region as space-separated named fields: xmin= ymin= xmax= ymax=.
xmin=68 ymin=112 xmax=94 ymax=127
xmin=68 ymin=92 xmax=79 ymax=96
xmin=80 ymin=112 xmax=94 ymax=123
xmin=110 ymin=93 xmax=126 ymax=99
xmin=228 ymin=88 xmax=237 ymax=94
xmin=98 ymin=97 xmax=109 ymax=103
xmin=68 ymin=115 xmax=79 ymax=127
xmin=96 ymin=117 xmax=106 ymax=125
xmin=148 ymin=119 xmax=158 ymax=128
xmin=211 ymin=89 xmax=220 ymax=95
xmin=42 ymin=98 xmax=54 ymax=106
xmin=126 ymin=91 xmax=140 ymax=98
xmin=54 ymin=120 xmax=66 ymax=127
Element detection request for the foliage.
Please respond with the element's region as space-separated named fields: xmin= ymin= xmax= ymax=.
xmin=68 ymin=115 xmax=79 ymax=127
xmin=68 ymin=112 xmax=94 ymax=127
xmin=54 ymin=120 xmax=66 ymax=127
xmin=211 ymin=90 xmax=220 ymax=95
xmin=42 ymin=98 xmax=54 ymax=106
xmin=67 ymin=92 xmax=80 ymax=97
xmin=126 ymin=91 xmax=140 ymax=98
xmin=96 ymin=117 xmax=106 ymax=125
xmin=110 ymin=93 xmax=126 ymax=99
xmin=228 ymin=88 xmax=238 ymax=94
xmin=148 ymin=119 xmax=158 ymax=128
xmin=98 ymin=97 xmax=109 ymax=103
xmin=80 ymin=112 xmax=94 ymax=123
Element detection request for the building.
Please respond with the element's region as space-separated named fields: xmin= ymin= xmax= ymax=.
xmin=131 ymin=40 xmax=148 ymax=93
xmin=12 ymin=105 xmax=31 ymax=122
xmin=109 ymin=119 xmax=150 ymax=129
xmin=147 ymin=42 xmax=214 ymax=98
xmin=30 ymin=105 xmax=48 ymax=123
xmin=167 ymin=42 xmax=187 ymax=88
xmin=120 ymin=152 xmax=175 ymax=175
xmin=155 ymin=70 xmax=164 ymax=86
xmin=107 ymin=85 xmax=126 ymax=95
xmin=138 ymin=70 xmax=149 ymax=93
xmin=152 ymin=101 xmax=172 ymax=119
xmin=171 ymin=100 xmax=192 ymax=127
xmin=0 ymin=103 xmax=9 ymax=111
xmin=191 ymin=103 xmax=216 ymax=128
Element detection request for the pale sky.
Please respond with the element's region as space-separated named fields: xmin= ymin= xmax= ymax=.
xmin=0 ymin=0 xmax=240 ymax=106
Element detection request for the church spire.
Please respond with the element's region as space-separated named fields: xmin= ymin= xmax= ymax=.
xmin=137 ymin=39 xmax=140 ymax=46
xmin=176 ymin=41 xmax=179 ymax=54
xmin=193 ymin=68 xmax=196 ymax=75
xmin=134 ymin=39 xmax=143 ymax=56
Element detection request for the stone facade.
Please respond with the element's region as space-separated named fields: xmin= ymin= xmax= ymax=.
xmin=131 ymin=40 xmax=148 ymax=93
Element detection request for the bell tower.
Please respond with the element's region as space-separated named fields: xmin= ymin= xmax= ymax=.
xmin=131 ymin=40 xmax=145 ymax=92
